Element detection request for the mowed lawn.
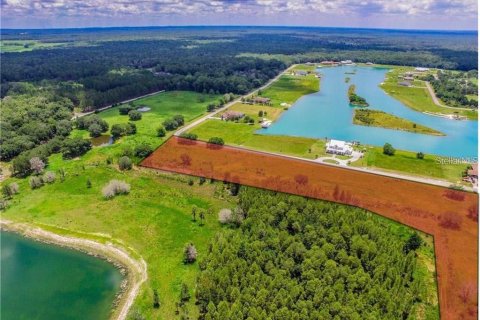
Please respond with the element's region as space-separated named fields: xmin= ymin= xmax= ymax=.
xmin=72 ymin=91 xmax=220 ymax=148
xmin=381 ymin=68 xmax=477 ymax=120
xmin=260 ymin=73 xmax=319 ymax=107
xmin=189 ymin=119 xmax=327 ymax=158
xmin=350 ymin=146 xmax=468 ymax=183
xmin=225 ymin=102 xmax=284 ymax=121
xmin=2 ymin=150 xmax=235 ymax=320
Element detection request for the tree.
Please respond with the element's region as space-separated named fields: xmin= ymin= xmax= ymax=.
xmin=403 ymin=233 xmax=423 ymax=253
xmin=12 ymin=154 xmax=32 ymax=177
xmin=153 ymin=289 xmax=161 ymax=309
xmin=128 ymin=110 xmax=142 ymax=121
xmin=258 ymin=110 xmax=264 ymax=117
xmin=183 ymin=243 xmax=197 ymax=264
xmin=119 ymin=105 xmax=134 ymax=115
xmin=163 ymin=119 xmax=178 ymax=131
xmin=30 ymin=157 xmax=45 ymax=175
xmin=207 ymin=104 xmax=216 ymax=112
xmin=416 ymin=152 xmax=424 ymax=159
xmin=43 ymin=171 xmax=56 ymax=184
xmin=62 ymin=138 xmax=92 ymax=159
xmin=173 ymin=115 xmax=185 ymax=126
xmin=208 ymin=137 xmax=224 ymax=145
xmin=180 ymin=133 xmax=198 ymax=140
xmin=156 ymin=127 xmax=166 ymax=137
xmin=383 ymin=143 xmax=395 ymax=156
xmin=199 ymin=210 xmax=205 ymax=226
xmin=2 ymin=184 xmax=13 ymax=199
xmin=134 ymin=143 xmax=153 ymax=158
xmin=88 ymin=123 xmax=103 ymax=138
xmin=118 ymin=156 xmax=133 ymax=170
xmin=29 ymin=176 xmax=44 ymax=189
xmin=86 ymin=179 xmax=92 ymax=188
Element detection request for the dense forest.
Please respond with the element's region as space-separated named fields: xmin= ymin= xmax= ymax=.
xmin=1 ymin=27 xmax=477 ymax=111
xmin=196 ymin=187 xmax=431 ymax=320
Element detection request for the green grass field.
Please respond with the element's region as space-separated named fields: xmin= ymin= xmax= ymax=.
xmin=0 ymin=40 xmax=69 ymax=52
xmin=259 ymin=73 xmax=319 ymax=107
xmin=351 ymin=146 xmax=468 ymax=183
xmin=71 ymin=91 xmax=220 ymax=160
xmin=353 ymin=109 xmax=444 ymax=136
xmin=381 ymin=67 xmax=477 ymax=120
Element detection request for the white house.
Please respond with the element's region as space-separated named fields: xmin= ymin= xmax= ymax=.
xmin=415 ymin=67 xmax=430 ymax=72
xmin=326 ymin=139 xmax=353 ymax=155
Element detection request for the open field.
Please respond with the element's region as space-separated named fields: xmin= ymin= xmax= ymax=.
xmin=258 ymin=72 xmax=319 ymax=107
xmin=381 ymin=67 xmax=477 ymax=120
xmin=353 ymin=109 xmax=445 ymax=135
xmin=0 ymin=40 xmax=70 ymax=52
xmin=71 ymin=91 xmax=220 ymax=159
xmin=142 ymin=136 xmax=478 ymax=320
xmin=190 ymin=120 xmax=328 ymax=159
xmin=224 ymin=102 xmax=284 ymax=120
xmin=1 ymin=149 xmax=235 ymax=320
xmin=351 ymin=146 xmax=469 ymax=184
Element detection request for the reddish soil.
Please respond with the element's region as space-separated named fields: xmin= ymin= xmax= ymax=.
xmin=142 ymin=137 xmax=478 ymax=319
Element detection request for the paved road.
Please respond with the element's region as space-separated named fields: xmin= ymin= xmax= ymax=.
xmin=174 ymin=65 xmax=297 ymax=136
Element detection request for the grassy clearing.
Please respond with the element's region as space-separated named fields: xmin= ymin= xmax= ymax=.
xmin=224 ymin=102 xmax=284 ymax=121
xmin=350 ymin=146 xmax=468 ymax=183
xmin=0 ymin=40 xmax=69 ymax=52
xmin=381 ymin=67 xmax=477 ymax=120
xmin=353 ymin=109 xmax=444 ymax=136
xmin=1 ymin=146 xmax=235 ymax=320
xmin=71 ymin=91 xmax=220 ymax=161
xmin=259 ymin=73 xmax=319 ymax=107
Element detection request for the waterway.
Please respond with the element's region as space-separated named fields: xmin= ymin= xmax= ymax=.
xmin=1 ymin=231 xmax=122 ymax=320
xmin=259 ymin=66 xmax=477 ymax=158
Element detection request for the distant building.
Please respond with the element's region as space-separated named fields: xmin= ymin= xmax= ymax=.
xmin=398 ymin=81 xmax=412 ymax=87
xmin=221 ymin=111 xmax=244 ymax=121
xmin=326 ymin=139 xmax=353 ymax=155
xmin=321 ymin=60 xmax=337 ymax=65
xmin=403 ymin=76 xmax=415 ymax=81
xmin=366 ymin=62 xmax=374 ymax=65
xmin=340 ymin=60 xmax=353 ymax=65
xmin=252 ymin=97 xmax=271 ymax=105
xmin=415 ymin=67 xmax=430 ymax=72
xmin=294 ymin=70 xmax=308 ymax=76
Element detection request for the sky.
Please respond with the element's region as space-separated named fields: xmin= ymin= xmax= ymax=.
xmin=1 ymin=0 xmax=478 ymax=30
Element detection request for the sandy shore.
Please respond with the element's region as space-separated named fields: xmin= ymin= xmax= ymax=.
xmin=0 ymin=219 xmax=148 ymax=320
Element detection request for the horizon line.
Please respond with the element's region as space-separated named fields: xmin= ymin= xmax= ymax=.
xmin=1 ymin=24 xmax=478 ymax=33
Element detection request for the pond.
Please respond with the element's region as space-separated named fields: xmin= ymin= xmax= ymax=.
xmin=259 ymin=66 xmax=477 ymax=158
xmin=91 ymin=135 xmax=113 ymax=147
xmin=1 ymin=232 xmax=122 ymax=320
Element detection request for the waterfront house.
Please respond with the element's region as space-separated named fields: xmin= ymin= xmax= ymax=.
xmin=294 ymin=70 xmax=308 ymax=76
xmin=326 ymin=139 xmax=353 ymax=155
xmin=252 ymin=97 xmax=271 ymax=105
xmin=221 ymin=111 xmax=244 ymax=121
xmin=415 ymin=67 xmax=430 ymax=72
xmin=398 ymin=81 xmax=412 ymax=87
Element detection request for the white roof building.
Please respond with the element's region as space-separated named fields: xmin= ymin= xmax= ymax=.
xmin=415 ymin=67 xmax=430 ymax=72
xmin=326 ymin=139 xmax=353 ymax=155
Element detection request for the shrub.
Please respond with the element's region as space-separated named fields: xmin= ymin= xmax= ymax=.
xmin=180 ymin=133 xmax=198 ymax=140
xmin=29 ymin=176 xmax=44 ymax=189
xmin=403 ymin=233 xmax=423 ymax=253
xmin=62 ymin=138 xmax=92 ymax=159
xmin=173 ymin=115 xmax=185 ymax=126
xmin=416 ymin=152 xmax=424 ymax=159
xmin=134 ymin=144 xmax=153 ymax=158
xmin=128 ymin=110 xmax=142 ymax=121
xmin=183 ymin=243 xmax=197 ymax=264
xmin=162 ymin=119 xmax=178 ymax=131
xmin=43 ymin=171 xmax=56 ymax=184
xmin=208 ymin=137 xmax=224 ymax=145
xmin=9 ymin=182 xmax=19 ymax=195
xmin=118 ymin=156 xmax=133 ymax=171
xmin=156 ymin=127 xmax=166 ymax=137
xmin=86 ymin=179 xmax=92 ymax=188
xmin=111 ymin=123 xmax=137 ymax=139
xmin=119 ymin=105 xmax=134 ymax=115
xmin=0 ymin=199 xmax=9 ymax=210
xmin=102 ymin=180 xmax=130 ymax=199
xmin=30 ymin=157 xmax=45 ymax=175
xmin=2 ymin=183 xmax=18 ymax=198
xmin=218 ymin=208 xmax=233 ymax=224
xmin=383 ymin=143 xmax=395 ymax=156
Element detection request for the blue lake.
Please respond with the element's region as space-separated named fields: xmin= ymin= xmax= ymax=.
xmin=1 ymin=232 xmax=122 ymax=320
xmin=259 ymin=66 xmax=478 ymax=158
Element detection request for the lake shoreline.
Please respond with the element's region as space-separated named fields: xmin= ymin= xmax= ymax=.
xmin=0 ymin=219 xmax=147 ymax=320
